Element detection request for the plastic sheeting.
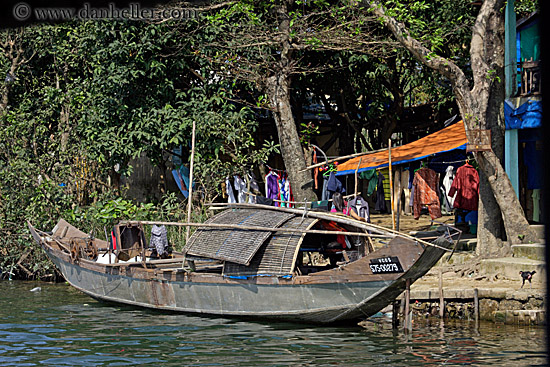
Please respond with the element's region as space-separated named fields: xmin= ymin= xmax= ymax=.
xmin=336 ymin=121 xmax=467 ymax=176
xmin=504 ymin=99 xmax=542 ymax=130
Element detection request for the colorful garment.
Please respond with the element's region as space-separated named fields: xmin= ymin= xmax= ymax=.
xmin=448 ymin=163 xmax=479 ymax=211
xmin=412 ymin=167 xmax=442 ymax=220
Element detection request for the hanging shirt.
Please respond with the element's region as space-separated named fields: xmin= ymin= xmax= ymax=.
xmin=265 ymin=172 xmax=280 ymax=206
xmin=442 ymin=165 xmax=456 ymax=208
xmin=225 ymin=177 xmax=236 ymax=203
xmin=348 ymin=195 xmax=370 ymax=223
xmin=448 ymin=163 xmax=479 ymax=211
xmin=247 ymin=173 xmax=260 ymax=204
xmin=412 ymin=167 xmax=442 ymax=220
xmin=233 ymin=175 xmax=247 ymax=203
xmin=358 ymin=169 xmax=378 ymax=196
xmin=326 ymin=172 xmax=346 ymax=197
xmin=375 ymin=171 xmax=386 ymax=212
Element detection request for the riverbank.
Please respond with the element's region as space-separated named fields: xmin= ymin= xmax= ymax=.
xmin=369 ymin=213 xmax=546 ymax=326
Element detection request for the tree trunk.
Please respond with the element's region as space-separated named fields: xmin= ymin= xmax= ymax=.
xmin=368 ymin=0 xmax=538 ymax=252
xmin=262 ymin=0 xmax=317 ymax=203
xmin=266 ymin=73 xmax=317 ymax=202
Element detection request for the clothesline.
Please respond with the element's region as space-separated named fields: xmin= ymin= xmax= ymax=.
xmin=264 ymin=163 xmax=286 ymax=173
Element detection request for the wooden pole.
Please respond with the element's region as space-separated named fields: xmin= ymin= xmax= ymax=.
xmin=354 ymin=158 xmax=362 ymax=197
xmin=186 ymin=120 xmax=196 ymax=243
xmin=392 ymin=300 xmax=400 ymax=329
xmin=388 ymin=138 xmax=395 ymax=230
xmin=124 ymin=220 xmax=386 ymax=238
xmin=439 ymin=267 xmax=445 ymax=319
xmin=474 ymin=288 xmax=479 ymax=322
xmin=404 ymin=278 xmax=411 ymax=332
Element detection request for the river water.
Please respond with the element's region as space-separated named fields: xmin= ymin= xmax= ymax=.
xmin=0 ymin=281 xmax=547 ymax=366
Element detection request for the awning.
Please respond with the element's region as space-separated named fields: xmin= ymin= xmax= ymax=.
xmin=336 ymin=121 xmax=467 ymax=176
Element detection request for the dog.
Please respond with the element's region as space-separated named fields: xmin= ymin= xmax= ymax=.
xmin=519 ymin=271 xmax=536 ymax=288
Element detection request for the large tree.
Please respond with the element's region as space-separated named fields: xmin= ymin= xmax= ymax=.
xmin=364 ymin=0 xmax=538 ymax=254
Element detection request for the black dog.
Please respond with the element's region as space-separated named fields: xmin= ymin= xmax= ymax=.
xmin=519 ymin=271 xmax=536 ymax=288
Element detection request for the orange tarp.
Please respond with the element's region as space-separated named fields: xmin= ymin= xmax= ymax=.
xmin=336 ymin=121 xmax=467 ymax=176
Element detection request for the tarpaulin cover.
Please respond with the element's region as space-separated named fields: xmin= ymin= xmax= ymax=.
xmin=504 ymin=99 xmax=542 ymax=130
xmin=336 ymin=121 xmax=467 ymax=176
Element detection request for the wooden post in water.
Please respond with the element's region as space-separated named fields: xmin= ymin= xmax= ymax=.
xmin=439 ymin=267 xmax=445 ymax=319
xmin=186 ymin=120 xmax=196 ymax=244
xmin=392 ymin=300 xmax=400 ymax=329
xmin=404 ymin=278 xmax=411 ymax=332
xmin=388 ymin=139 xmax=395 ymax=230
xmin=474 ymin=288 xmax=479 ymax=322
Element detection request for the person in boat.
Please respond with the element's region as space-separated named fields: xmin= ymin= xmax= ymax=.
xmin=322 ymin=192 xmax=367 ymax=266
xmin=330 ymin=192 xmax=367 ymax=222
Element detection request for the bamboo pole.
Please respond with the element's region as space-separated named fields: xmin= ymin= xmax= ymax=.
xmin=123 ymin=220 xmax=389 ymax=239
xmin=388 ymin=138 xmax=395 ymax=230
xmin=200 ymin=202 xmax=453 ymax=251
xmin=404 ymin=278 xmax=411 ymax=332
xmin=439 ymin=267 xmax=445 ymax=318
xmin=354 ymin=158 xmax=362 ymax=197
xmin=474 ymin=288 xmax=479 ymax=322
xmin=186 ymin=121 xmax=196 ymax=243
xmin=299 ymin=147 xmax=390 ymax=172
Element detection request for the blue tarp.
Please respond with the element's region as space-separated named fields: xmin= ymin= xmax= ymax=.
xmin=504 ymin=99 xmax=542 ymax=130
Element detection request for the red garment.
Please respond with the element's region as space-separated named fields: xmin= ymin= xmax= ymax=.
xmin=412 ymin=167 xmax=442 ymax=220
xmin=448 ymin=163 xmax=479 ymax=211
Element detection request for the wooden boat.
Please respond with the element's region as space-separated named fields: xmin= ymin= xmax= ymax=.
xmin=28 ymin=204 xmax=459 ymax=324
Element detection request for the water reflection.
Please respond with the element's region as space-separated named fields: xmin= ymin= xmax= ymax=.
xmin=0 ymin=281 xmax=546 ymax=366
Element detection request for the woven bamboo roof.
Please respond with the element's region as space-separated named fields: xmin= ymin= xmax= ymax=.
xmin=184 ymin=208 xmax=294 ymax=265
xmin=223 ymin=215 xmax=317 ymax=277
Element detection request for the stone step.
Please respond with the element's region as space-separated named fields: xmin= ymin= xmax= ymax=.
xmin=530 ymin=224 xmax=545 ymax=240
xmin=512 ymin=243 xmax=545 ymax=261
xmin=480 ymin=257 xmax=546 ymax=284
xmin=492 ymin=310 xmax=546 ymax=325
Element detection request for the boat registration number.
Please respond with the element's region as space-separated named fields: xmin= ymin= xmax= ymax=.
xmin=369 ymin=256 xmax=404 ymax=274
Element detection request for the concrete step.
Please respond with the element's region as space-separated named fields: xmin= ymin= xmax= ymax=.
xmin=512 ymin=243 xmax=545 ymax=261
xmin=530 ymin=224 xmax=545 ymax=240
xmin=480 ymin=257 xmax=546 ymax=284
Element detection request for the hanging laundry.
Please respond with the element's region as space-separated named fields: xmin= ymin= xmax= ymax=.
xmin=358 ymin=169 xmax=378 ymax=196
xmin=375 ymin=171 xmax=386 ymax=213
xmin=348 ymin=195 xmax=370 ymax=223
xmin=225 ymin=177 xmax=237 ymax=203
xmin=150 ymin=225 xmax=169 ymax=257
xmin=233 ymin=175 xmax=247 ymax=203
xmin=265 ymin=171 xmax=280 ymax=206
xmin=441 ymin=165 xmax=456 ymax=213
xmin=401 ymin=169 xmax=411 ymax=215
xmin=326 ymin=172 xmax=345 ymax=199
xmin=412 ymin=167 xmax=442 ymax=220
xmin=379 ymin=168 xmax=391 ymax=202
xmin=247 ymin=173 xmax=260 ymax=204
xmin=172 ymin=169 xmax=188 ymax=198
xmin=448 ymin=163 xmax=479 ymax=211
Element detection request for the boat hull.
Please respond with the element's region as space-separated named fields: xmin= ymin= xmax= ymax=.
xmin=43 ymin=241 xmax=445 ymax=324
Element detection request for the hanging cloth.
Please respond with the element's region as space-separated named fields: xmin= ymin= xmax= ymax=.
xmin=359 ymin=169 xmax=378 ymax=196
xmin=225 ymin=177 xmax=237 ymax=203
xmin=247 ymin=173 xmax=260 ymax=204
xmin=265 ymin=172 xmax=280 ymax=206
xmin=326 ymin=172 xmax=346 ymax=200
xmin=442 ymin=165 xmax=456 ymax=208
xmin=448 ymin=163 xmax=479 ymax=211
xmin=375 ymin=171 xmax=386 ymax=212
xmin=348 ymin=195 xmax=370 ymax=223
xmin=233 ymin=175 xmax=247 ymax=203
xmin=412 ymin=167 xmax=442 ymax=220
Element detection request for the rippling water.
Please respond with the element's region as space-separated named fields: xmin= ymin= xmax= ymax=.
xmin=0 ymin=281 xmax=547 ymax=366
